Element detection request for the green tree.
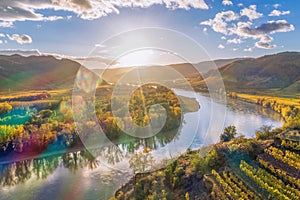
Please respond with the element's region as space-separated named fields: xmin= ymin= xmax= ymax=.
xmin=220 ymin=125 xmax=237 ymax=142
xmin=255 ymin=125 xmax=274 ymax=140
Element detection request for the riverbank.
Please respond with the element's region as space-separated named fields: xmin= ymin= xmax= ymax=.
xmin=228 ymin=92 xmax=300 ymax=121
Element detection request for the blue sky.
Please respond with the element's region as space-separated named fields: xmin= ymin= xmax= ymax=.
xmin=0 ymin=0 xmax=299 ymax=64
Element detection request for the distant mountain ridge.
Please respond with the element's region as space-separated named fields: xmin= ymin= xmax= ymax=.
xmin=94 ymin=58 xmax=246 ymax=83
xmin=0 ymin=52 xmax=299 ymax=97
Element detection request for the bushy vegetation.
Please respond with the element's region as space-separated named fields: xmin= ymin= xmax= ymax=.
xmin=113 ymin=120 xmax=300 ymax=199
xmin=284 ymin=113 xmax=300 ymax=130
xmin=96 ymin=84 xmax=199 ymax=153
xmin=0 ymin=102 xmax=12 ymax=115
xmin=255 ymin=125 xmax=276 ymax=140
xmin=0 ymin=92 xmax=77 ymax=157
xmin=220 ymin=125 xmax=237 ymax=142
xmin=0 ymin=85 xmax=199 ymax=165
xmin=98 ymin=85 xmax=182 ymax=140
xmin=256 ymin=97 xmax=299 ymax=121
xmin=231 ymin=93 xmax=300 ymax=121
xmin=113 ymin=147 xmax=224 ymax=200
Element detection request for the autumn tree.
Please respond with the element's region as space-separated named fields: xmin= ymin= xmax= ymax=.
xmin=220 ymin=125 xmax=237 ymax=142
xmin=0 ymin=102 xmax=12 ymax=115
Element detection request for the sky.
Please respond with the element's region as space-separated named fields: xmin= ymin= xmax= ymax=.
xmin=0 ymin=0 xmax=299 ymax=66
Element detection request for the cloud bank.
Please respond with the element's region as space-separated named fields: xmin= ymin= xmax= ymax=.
xmin=200 ymin=5 xmax=295 ymax=50
xmin=0 ymin=0 xmax=208 ymax=27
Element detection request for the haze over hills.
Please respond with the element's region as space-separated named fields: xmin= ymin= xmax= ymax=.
xmin=0 ymin=49 xmax=42 ymax=57
xmin=0 ymin=52 xmax=299 ymax=97
xmin=94 ymin=58 xmax=246 ymax=83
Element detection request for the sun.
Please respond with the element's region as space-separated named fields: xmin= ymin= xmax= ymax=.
xmin=113 ymin=49 xmax=184 ymax=68
xmin=115 ymin=49 xmax=155 ymax=67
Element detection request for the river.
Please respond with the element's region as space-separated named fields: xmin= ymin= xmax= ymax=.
xmin=0 ymin=90 xmax=283 ymax=200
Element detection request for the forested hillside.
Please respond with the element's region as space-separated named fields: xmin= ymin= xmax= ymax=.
xmin=207 ymin=52 xmax=300 ymax=97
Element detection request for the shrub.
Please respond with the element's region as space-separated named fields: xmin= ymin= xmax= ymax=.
xmin=220 ymin=125 xmax=237 ymax=142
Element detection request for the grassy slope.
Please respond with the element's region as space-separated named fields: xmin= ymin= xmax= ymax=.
xmin=0 ymin=55 xmax=81 ymax=92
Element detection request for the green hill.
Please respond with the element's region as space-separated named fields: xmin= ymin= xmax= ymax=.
xmin=211 ymin=52 xmax=300 ymax=97
xmin=0 ymin=54 xmax=81 ymax=92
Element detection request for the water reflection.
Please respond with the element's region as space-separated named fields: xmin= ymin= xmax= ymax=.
xmin=0 ymin=150 xmax=100 ymax=187
xmin=0 ymin=126 xmax=180 ymax=188
xmin=85 ymin=127 xmax=181 ymax=171
xmin=227 ymin=98 xmax=283 ymax=122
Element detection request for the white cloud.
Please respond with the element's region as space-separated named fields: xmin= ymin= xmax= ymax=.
xmin=218 ymin=44 xmax=225 ymax=49
xmin=273 ymin=4 xmax=281 ymax=9
xmin=260 ymin=35 xmax=273 ymax=43
xmin=0 ymin=0 xmax=209 ymax=26
xmin=244 ymin=47 xmax=253 ymax=52
xmin=0 ymin=1 xmax=64 ymax=24
xmin=67 ymin=15 xmax=73 ymax=20
xmin=201 ymin=6 xmax=295 ymax=51
xmin=43 ymin=16 xmax=64 ymax=21
xmin=200 ymin=10 xmax=238 ymax=35
xmin=237 ymin=3 xmax=243 ymax=7
xmin=255 ymin=41 xmax=276 ymax=49
xmin=227 ymin=38 xmax=242 ymax=44
xmin=232 ymin=48 xmax=238 ymax=51
xmin=203 ymin=27 xmax=208 ymax=33
xmin=255 ymin=35 xmax=276 ymax=49
xmin=0 ymin=21 xmax=13 ymax=27
xmin=240 ymin=5 xmax=263 ymax=21
xmin=0 ymin=40 xmax=3 ymax=44
xmin=222 ymin=0 xmax=233 ymax=6
xmin=269 ymin=10 xmax=290 ymax=17
xmin=0 ymin=33 xmax=5 ymax=37
xmin=231 ymin=20 xmax=294 ymax=49
xmin=260 ymin=20 xmax=294 ymax=34
xmin=7 ymin=34 xmax=32 ymax=44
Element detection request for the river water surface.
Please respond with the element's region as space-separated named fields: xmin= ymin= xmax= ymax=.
xmin=0 ymin=90 xmax=283 ymax=200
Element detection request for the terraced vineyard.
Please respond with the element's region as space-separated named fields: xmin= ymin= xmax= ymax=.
xmin=211 ymin=138 xmax=300 ymax=200
xmin=111 ymin=130 xmax=300 ymax=200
